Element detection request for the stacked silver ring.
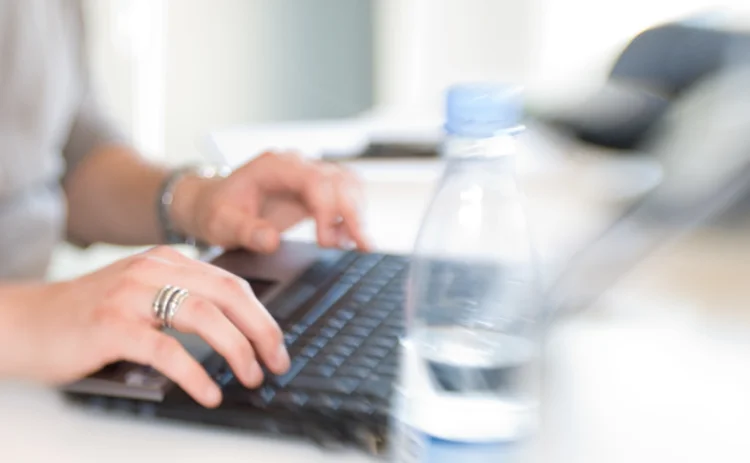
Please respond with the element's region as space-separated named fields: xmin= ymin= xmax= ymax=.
xmin=153 ymin=285 xmax=189 ymax=329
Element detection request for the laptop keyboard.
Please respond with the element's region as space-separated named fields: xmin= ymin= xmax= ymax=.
xmin=211 ymin=252 xmax=408 ymax=416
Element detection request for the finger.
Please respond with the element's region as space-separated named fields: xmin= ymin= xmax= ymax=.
xmin=125 ymin=255 xmax=289 ymax=375
xmin=306 ymin=170 xmax=339 ymax=248
xmin=213 ymin=203 xmax=281 ymax=253
xmin=242 ymin=153 xmax=340 ymax=247
xmin=333 ymin=175 xmax=370 ymax=251
xmin=332 ymin=222 xmax=356 ymax=250
xmin=118 ymin=327 xmax=221 ymax=408
xmin=197 ymin=202 xmax=281 ymax=253
xmin=169 ymin=293 xmax=263 ymax=388
xmin=235 ymin=213 xmax=281 ymax=253
xmin=260 ymin=195 xmax=309 ymax=231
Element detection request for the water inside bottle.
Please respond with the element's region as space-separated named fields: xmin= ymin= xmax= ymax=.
xmin=414 ymin=324 xmax=538 ymax=400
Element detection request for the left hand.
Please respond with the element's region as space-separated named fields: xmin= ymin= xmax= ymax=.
xmin=172 ymin=152 xmax=371 ymax=253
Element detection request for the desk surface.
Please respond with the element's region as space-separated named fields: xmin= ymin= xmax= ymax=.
xmin=5 ymin=158 xmax=750 ymax=463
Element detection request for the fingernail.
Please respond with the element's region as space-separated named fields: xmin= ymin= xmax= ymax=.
xmin=275 ymin=344 xmax=291 ymax=372
xmin=206 ymin=385 xmax=222 ymax=406
xmin=339 ymin=238 xmax=356 ymax=250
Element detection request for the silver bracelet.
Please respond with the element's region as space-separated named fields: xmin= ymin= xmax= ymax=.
xmin=157 ymin=165 xmax=231 ymax=246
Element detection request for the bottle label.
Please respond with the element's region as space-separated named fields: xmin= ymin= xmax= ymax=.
xmin=392 ymin=423 xmax=522 ymax=463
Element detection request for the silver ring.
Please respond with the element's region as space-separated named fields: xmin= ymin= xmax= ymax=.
xmin=153 ymin=285 xmax=189 ymax=328
xmin=152 ymin=285 xmax=175 ymax=319
xmin=165 ymin=288 xmax=189 ymax=328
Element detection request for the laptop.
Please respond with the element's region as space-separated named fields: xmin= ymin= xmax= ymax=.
xmin=63 ymin=64 xmax=750 ymax=455
xmin=63 ymin=241 xmax=410 ymax=454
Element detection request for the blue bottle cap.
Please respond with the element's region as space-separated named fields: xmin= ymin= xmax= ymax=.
xmin=445 ymin=83 xmax=523 ymax=138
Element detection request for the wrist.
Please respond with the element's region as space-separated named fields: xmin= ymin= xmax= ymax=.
xmin=170 ymin=173 xmax=218 ymax=242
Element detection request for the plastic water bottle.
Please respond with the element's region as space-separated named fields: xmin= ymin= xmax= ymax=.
xmin=390 ymin=84 xmax=542 ymax=462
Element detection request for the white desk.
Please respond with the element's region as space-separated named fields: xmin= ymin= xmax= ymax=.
xmin=5 ymin=129 xmax=750 ymax=462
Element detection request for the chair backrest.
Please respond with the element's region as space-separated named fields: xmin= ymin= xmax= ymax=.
xmin=610 ymin=22 xmax=750 ymax=97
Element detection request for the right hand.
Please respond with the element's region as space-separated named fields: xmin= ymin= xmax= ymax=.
xmin=12 ymin=246 xmax=289 ymax=407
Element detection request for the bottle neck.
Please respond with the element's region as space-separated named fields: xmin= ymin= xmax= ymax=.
xmin=442 ymin=133 xmax=520 ymax=175
xmin=443 ymin=131 xmax=520 ymax=160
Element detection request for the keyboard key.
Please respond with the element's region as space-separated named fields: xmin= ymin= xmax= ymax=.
xmin=249 ymin=386 xmax=276 ymax=408
xmin=351 ymin=293 xmax=373 ymax=304
xmin=319 ymin=327 xmax=339 ymax=339
xmin=385 ymin=318 xmax=403 ymax=329
xmin=308 ymin=336 xmax=329 ymax=349
xmin=375 ymin=363 xmax=397 ymax=377
xmin=337 ymin=365 xmax=372 ymax=380
xmin=371 ymin=301 xmax=398 ymax=313
xmin=367 ymin=309 xmax=393 ymax=322
xmin=352 ymin=256 xmax=382 ymax=271
xmin=289 ymin=324 xmax=306 ymax=335
xmin=317 ymin=354 xmax=347 ymax=368
xmin=377 ymin=326 xmax=402 ymax=339
xmin=343 ymin=302 xmax=366 ymax=313
xmin=214 ymin=370 xmax=234 ymax=387
xmin=337 ymin=334 xmax=364 ymax=348
xmin=381 ymin=359 xmax=399 ymax=371
xmin=303 ymin=364 xmax=337 ymax=378
xmin=307 ymin=394 xmax=344 ymax=411
xmin=357 ymin=378 xmax=392 ymax=401
xmin=297 ymin=331 xmax=317 ymax=342
xmin=274 ymin=391 xmax=309 ymax=407
xmin=365 ymin=336 xmax=398 ymax=350
xmin=355 ymin=356 xmax=381 ymax=370
xmin=289 ymin=376 xmax=360 ymax=394
xmin=283 ymin=333 xmax=297 ymax=346
xmin=378 ymin=293 xmax=403 ymax=303
xmin=270 ymin=357 xmax=308 ymax=387
xmin=341 ymin=398 xmax=375 ymax=415
xmin=360 ymin=346 xmax=390 ymax=359
xmin=322 ymin=344 xmax=356 ymax=358
xmin=343 ymin=325 xmax=374 ymax=338
xmin=300 ymin=345 xmax=321 ymax=358
xmin=211 ymin=362 xmax=230 ymax=379
xmin=356 ymin=286 xmax=381 ymax=297
xmin=326 ymin=318 xmax=347 ymax=330
xmin=335 ymin=309 xmax=356 ymax=321
xmin=350 ymin=316 xmax=382 ymax=329
xmin=366 ymin=278 xmax=391 ymax=288
xmin=343 ymin=272 xmax=365 ymax=283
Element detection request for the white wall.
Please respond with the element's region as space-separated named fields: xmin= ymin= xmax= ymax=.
xmin=373 ymin=0 xmax=750 ymax=115
xmin=162 ymin=0 xmax=267 ymax=164
xmin=84 ymin=0 xmax=374 ymax=165
xmin=374 ymin=0 xmax=540 ymax=117
xmin=532 ymin=0 xmax=733 ymax=95
xmin=83 ymin=0 xmax=166 ymax=160
xmin=84 ymin=0 xmax=750 ymax=165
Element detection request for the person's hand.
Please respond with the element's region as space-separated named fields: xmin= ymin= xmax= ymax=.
xmin=7 ymin=246 xmax=288 ymax=408
xmin=171 ymin=152 xmax=371 ymax=253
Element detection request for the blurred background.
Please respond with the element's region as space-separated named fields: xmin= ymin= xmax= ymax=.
xmin=49 ymin=0 xmax=750 ymax=281
xmin=29 ymin=3 xmax=750 ymax=460
xmin=81 ymin=0 xmax=749 ymax=164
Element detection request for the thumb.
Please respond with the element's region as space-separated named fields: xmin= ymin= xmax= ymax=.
xmin=237 ymin=217 xmax=281 ymax=253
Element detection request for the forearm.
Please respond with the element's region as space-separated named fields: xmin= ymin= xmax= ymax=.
xmin=0 ymin=283 xmax=42 ymax=379
xmin=63 ymin=144 xmax=210 ymax=246
xmin=64 ymin=145 xmax=166 ymax=245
